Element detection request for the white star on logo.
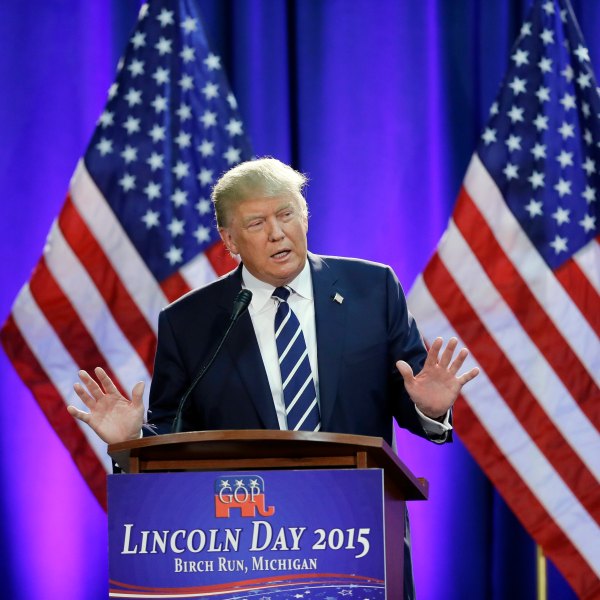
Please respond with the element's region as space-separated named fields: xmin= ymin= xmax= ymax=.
xmin=528 ymin=171 xmax=545 ymax=189
xmin=171 ymin=189 xmax=188 ymax=207
xmin=180 ymin=46 xmax=195 ymax=63
xmin=552 ymin=206 xmax=571 ymax=225
xmin=149 ymin=124 xmax=166 ymax=142
xmin=200 ymin=110 xmax=217 ymax=128
xmin=124 ymin=88 xmax=142 ymax=107
xmin=96 ymin=137 xmax=113 ymax=156
xmin=520 ymin=22 xmax=532 ymax=37
xmin=198 ymin=140 xmax=215 ymax=156
xmin=152 ymin=95 xmax=168 ymax=113
xmin=227 ymin=93 xmax=238 ymax=109
xmin=525 ymin=199 xmax=543 ymax=218
xmin=119 ymin=173 xmax=136 ymax=192
xmin=177 ymin=103 xmax=192 ymax=121
xmin=153 ymin=67 xmax=170 ymax=85
xmin=481 ymin=128 xmax=496 ymax=145
xmin=554 ymin=178 xmax=572 ymax=197
xmin=533 ymin=114 xmax=549 ymax=131
xmin=204 ymin=53 xmax=221 ymax=70
xmin=196 ymin=198 xmax=211 ymax=214
xmin=173 ymin=160 xmax=190 ymax=179
xmin=144 ymin=182 xmax=161 ymax=200
xmin=155 ymin=37 xmax=173 ymax=55
xmin=223 ymin=146 xmax=242 ymax=164
xmin=194 ymin=225 xmax=211 ymax=243
xmin=561 ymin=65 xmax=574 ymax=82
xmin=530 ymin=143 xmax=547 ymax=160
xmin=512 ymin=48 xmax=529 ymax=66
xmin=147 ymin=152 xmax=164 ymax=171
xmin=225 ymin=119 xmax=243 ymax=136
xmin=574 ymin=45 xmax=590 ymax=62
xmin=507 ymin=105 xmax=524 ymax=123
xmin=181 ymin=17 xmax=198 ymax=33
xmin=121 ymin=145 xmax=138 ymax=164
xmin=582 ymin=185 xmax=596 ymax=203
xmin=128 ymin=59 xmax=145 ymax=77
xmin=198 ymin=169 xmax=214 ymax=185
xmin=538 ymin=57 xmax=552 ymax=73
xmin=157 ymin=8 xmax=174 ymax=27
xmin=577 ymin=72 xmax=592 ymax=89
xmin=558 ymin=122 xmax=574 ymax=140
xmin=141 ymin=210 xmax=159 ymax=229
xmin=556 ymin=151 xmax=573 ymax=168
xmin=175 ymin=132 xmax=192 ymax=149
xmin=579 ymin=214 xmax=596 ymax=233
xmin=540 ymin=29 xmax=554 ymax=45
xmin=179 ymin=74 xmax=194 ymax=91
xmin=505 ymin=135 xmax=521 ymax=152
xmin=535 ymin=86 xmax=551 ymax=103
xmin=559 ymin=93 xmax=576 ymax=111
xmin=582 ymin=157 xmax=596 ymax=175
xmin=542 ymin=1 xmax=555 ymax=14
xmin=165 ymin=246 xmax=183 ymax=265
xmin=202 ymin=82 xmax=219 ymax=100
xmin=123 ymin=116 xmax=141 ymax=134
xmin=509 ymin=76 xmax=527 ymax=95
xmin=168 ymin=218 xmax=185 ymax=237
xmin=503 ymin=163 xmax=519 ymax=180
xmin=549 ymin=235 xmax=568 ymax=254
xmin=131 ymin=31 xmax=146 ymax=49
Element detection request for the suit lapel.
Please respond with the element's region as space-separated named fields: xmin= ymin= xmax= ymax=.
xmin=219 ymin=267 xmax=280 ymax=430
xmin=310 ymin=254 xmax=347 ymax=430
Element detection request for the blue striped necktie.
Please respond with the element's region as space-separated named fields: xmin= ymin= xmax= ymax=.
xmin=272 ymin=286 xmax=321 ymax=431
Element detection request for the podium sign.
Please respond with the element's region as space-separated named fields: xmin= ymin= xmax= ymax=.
xmin=108 ymin=469 xmax=386 ymax=598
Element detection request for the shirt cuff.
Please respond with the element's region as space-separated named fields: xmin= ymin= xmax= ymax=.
xmin=415 ymin=406 xmax=452 ymax=440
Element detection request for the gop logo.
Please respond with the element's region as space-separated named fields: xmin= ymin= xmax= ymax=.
xmin=214 ymin=476 xmax=275 ymax=518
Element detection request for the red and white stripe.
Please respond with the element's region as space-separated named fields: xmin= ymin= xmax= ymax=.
xmin=408 ymin=154 xmax=600 ymax=599
xmin=1 ymin=161 xmax=237 ymax=509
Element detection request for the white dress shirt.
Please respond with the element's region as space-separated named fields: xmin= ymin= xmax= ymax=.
xmin=241 ymin=262 xmax=451 ymax=437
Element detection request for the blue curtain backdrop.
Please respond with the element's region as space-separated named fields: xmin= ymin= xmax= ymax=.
xmin=0 ymin=1 xmax=596 ymax=598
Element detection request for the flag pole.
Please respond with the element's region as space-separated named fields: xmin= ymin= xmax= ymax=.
xmin=537 ymin=545 xmax=547 ymax=600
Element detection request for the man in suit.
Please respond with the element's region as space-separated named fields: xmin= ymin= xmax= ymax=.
xmin=69 ymin=157 xmax=478 ymax=598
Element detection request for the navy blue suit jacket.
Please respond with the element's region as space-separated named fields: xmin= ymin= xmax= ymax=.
xmin=148 ymin=253 xmax=436 ymax=446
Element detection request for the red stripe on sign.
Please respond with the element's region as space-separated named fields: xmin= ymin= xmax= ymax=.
xmin=454 ymin=187 xmax=599 ymax=427
xmin=555 ymin=256 xmax=600 ymax=339
xmin=59 ymin=196 xmax=157 ymax=374
xmin=28 ymin=257 xmax=127 ymax=397
xmin=160 ymin=271 xmax=192 ymax=304
xmin=423 ymin=254 xmax=600 ymax=524
xmin=0 ymin=315 xmax=108 ymax=509
xmin=205 ymin=241 xmax=238 ymax=276
xmin=455 ymin=398 xmax=600 ymax=600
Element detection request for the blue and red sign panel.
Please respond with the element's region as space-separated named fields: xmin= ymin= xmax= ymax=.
xmin=108 ymin=469 xmax=386 ymax=598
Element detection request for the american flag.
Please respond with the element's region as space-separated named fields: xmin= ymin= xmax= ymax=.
xmin=408 ymin=0 xmax=599 ymax=597
xmin=0 ymin=0 xmax=252 ymax=509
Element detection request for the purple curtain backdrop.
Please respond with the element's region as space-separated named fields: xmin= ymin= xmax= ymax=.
xmin=1 ymin=1 xmax=597 ymax=598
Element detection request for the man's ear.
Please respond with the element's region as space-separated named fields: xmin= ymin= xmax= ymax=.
xmin=219 ymin=227 xmax=238 ymax=256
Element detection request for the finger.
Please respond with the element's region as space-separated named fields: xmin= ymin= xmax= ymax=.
xmin=439 ymin=337 xmax=458 ymax=368
xmin=78 ymin=369 xmax=104 ymax=401
xmin=73 ymin=380 xmax=97 ymax=408
xmin=94 ymin=367 xmax=121 ymax=396
xmin=424 ymin=337 xmax=443 ymax=368
xmin=396 ymin=360 xmax=415 ymax=381
xmin=458 ymin=367 xmax=480 ymax=386
xmin=448 ymin=347 xmax=469 ymax=375
xmin=131 ymin=381 xmax=145 ymax=407
xmin=67 ymin=403 xmax=91 ymax=424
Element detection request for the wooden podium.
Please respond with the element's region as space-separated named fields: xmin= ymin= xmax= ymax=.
xmin=108 ymin=430 xmax=428 ymax=598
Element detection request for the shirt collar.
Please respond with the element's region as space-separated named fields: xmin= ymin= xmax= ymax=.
xmin=242 ymin=260 xmax=313 ymax=314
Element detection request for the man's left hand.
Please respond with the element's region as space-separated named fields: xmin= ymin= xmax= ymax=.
xmin=396 ymin=337 xmax=479 ymax=419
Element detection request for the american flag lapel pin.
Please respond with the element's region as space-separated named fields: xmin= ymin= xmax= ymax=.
xmin=333 ymin=292 xmax=344 ymax=304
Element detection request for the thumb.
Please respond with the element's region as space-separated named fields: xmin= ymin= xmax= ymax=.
xmin=131 ymin=381 xmax=145 ymax=407
xmin=395 ymin=360 xmax=414 ymax=381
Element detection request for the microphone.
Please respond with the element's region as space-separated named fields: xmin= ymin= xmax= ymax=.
xmin=171 ymin=289 xmax=253 ymax=434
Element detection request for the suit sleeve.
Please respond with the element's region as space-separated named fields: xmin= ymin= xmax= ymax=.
xmin=385 ymin=266 xmax=453 ymax=442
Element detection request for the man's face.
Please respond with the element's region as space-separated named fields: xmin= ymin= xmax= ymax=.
xmin=219 ymin=194 xmax=309 ymax=287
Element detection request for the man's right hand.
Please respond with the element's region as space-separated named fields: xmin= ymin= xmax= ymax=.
xmin=67 ymin=367 xmax=145 ymax=444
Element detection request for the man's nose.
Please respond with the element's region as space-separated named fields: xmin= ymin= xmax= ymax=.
xmin=267 ymin=218 xmax=284 ymax=240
